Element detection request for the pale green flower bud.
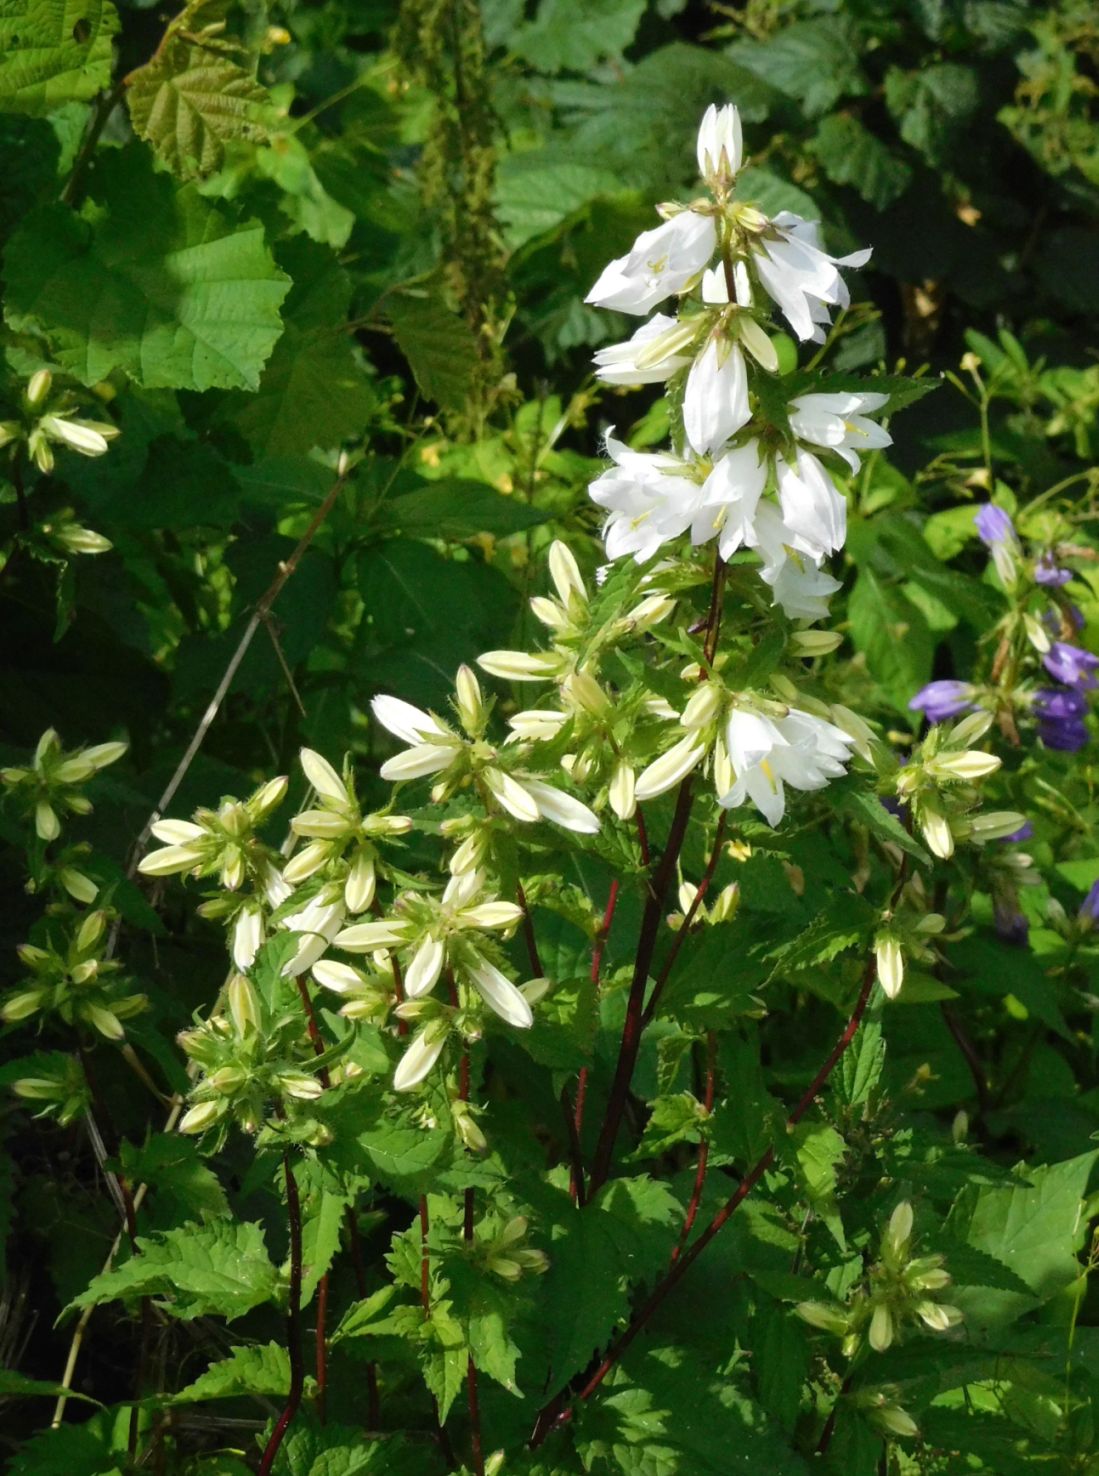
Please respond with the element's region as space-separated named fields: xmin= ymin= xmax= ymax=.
xmin=51 ymin=524 xmax=112 ymax=555
xmin=2 ymin=989 xmax=46 ymax=1022
xmin=278 ymin=1072 xmax=324 ymax=1101
xmin=869 ymin=1302 xmax=894 ymax=1352
xmin=884 ymin=1200 xmax=914 ymax=1260
xmin=926 ymin=750 xmax=1001 ymax=782
xmin=916 ymin=1300 xmax=962 ymax=1331
xmin=870 ymin=1402 xmax=918 ymax=1439
xmin=548 ymin=540 xmax=586 ymax=609
xmin=919 ymin=798 xmax=953 ymax=860
xmin=608 ymin=761 xmax=637 ymax=821
xmin=737 ymin=314 xmax=779 ymax=372
xmin=455 ymin=664 xmax=486 ymax=733
xmin=950 ymin=710 xmax=994 ymax=746
xmin=875 ymin=934 xmax=904 ymax=1000
xmin=681 ymin=682 xmax=723 ymax=730
xmin=35 ymin=801 xmax=61 ymax=841
xmin=966 ymin=810 xmax=1028 ymax=843
xmin=76 ymin=909 xmax=107 ymax=951
xmin=788 ymin=629 xmax=843 ymax=657
xmin=300 ymin=748 xmax=347 ymax=805
xmin=795 ymin=1301 xmax=849 ymax=1335
xmin=180 ymin=1100 xmax=224 ymax=1134
xmin=26 ymin=369 xmax=52 ymax=407
xmin=227 ymin=973 xmax=261 ymax=1037
xmin=83 ymin=741 xmax=128 ymax=770
xmin=84 ymin=1003 xmax=124 ymax=1040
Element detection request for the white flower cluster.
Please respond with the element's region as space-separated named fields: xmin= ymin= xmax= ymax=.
xmin=586 ymin=103 xmax=891 ymax=624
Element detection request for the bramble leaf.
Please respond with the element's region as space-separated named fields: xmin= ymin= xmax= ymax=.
xmin=0 ymin=0 xmax=119 ymax=116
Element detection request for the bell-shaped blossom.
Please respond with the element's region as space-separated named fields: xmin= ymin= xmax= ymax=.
xmin=775 ymin=450 xmax=846 ymax=558
xmin=909 ymin=681 xmax=978 ymax=724
xmin=279 ymin=885 xmax=347 ymax=978
xmin=586 ymin=211 xmax=717 ymax=315
xmin=1035 ymin=554 xmax=1071 ymax=587
xmin=751 ymin=212 xmax=871 ymax=342
xmin=683 ymin=336 xmax=751 ymax=455
xmin=748 ymin=501 xmax=841 ymax=622
xmin=788 ymin=391 xmax=891 ymax=472
xmin=593 ymin=314 xmax=696 ymax=385
xmin=1033 ymin=688 xmax=1089 ymax=751
xmin=372 ymin=695 xmax=464 ymax=781
xmin=974 ymin=504 xmax=1019 ymax=587
xmin=696 ymin=102 xmax=743 ymax=189
xmin=1042 ymin=641 xmax=1098 ymax=690
xmin=718 ymin=706 xmax=854 ymax=826
xmin=589 ymin=434 xmax=701 ymax=563
xmin=689 ymin=440 xmax=768 ymax=559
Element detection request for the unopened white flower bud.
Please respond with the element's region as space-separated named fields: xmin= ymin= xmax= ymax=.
xmin=455 ymin=664 xmax=485 ymax=733
xmin=875 ymin=934 xmax=904 ymax=1000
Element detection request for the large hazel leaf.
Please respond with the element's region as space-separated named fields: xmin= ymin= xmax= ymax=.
xmin=0 ymin=0 xmax=119 ymax=116
xmin=127 ymin=35 xmax=270 ymax=179
xmin=3 ymin=147 xmax=289 ymax=390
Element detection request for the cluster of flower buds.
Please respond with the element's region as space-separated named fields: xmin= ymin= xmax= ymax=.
xmin=177 ymin=972 xmax=325 ymax=1141
xmin=138 ymin=776 xmax=289 ymax=891
xmin=797 ymin=1201 xmax=962 ymax=1364
xmin=0 ymin=369 xmax=119 ymax=476
xmin=1 ymin=728 xmax=127 ymax=842
xmin=470 ymin=1214 xmax=549 ymax=1283
xmin=891 ymin=711 xmax=1021 ymax=860
xmin=2 ymin=908 xmax=147 ymax=1041
xmin=9 ymin=1050 xmax=90 ymax=1126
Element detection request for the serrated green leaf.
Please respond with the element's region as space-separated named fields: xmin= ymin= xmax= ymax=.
xmin=831 ymin=778 xmax=931 ymax=864
xmin=373 ymin=479 xmax=547 ymax=540
xmin=632 ymin=1092 xmax=706 ymax=1159
xmin=3 ymin=147 xmax=289 ymax=390
xmin=729 ymin=19 xmax=866 ymax=118
xmin=169 ymin=1341 xmax=291 ymax=1403
xmin=885 ymin=62 xmax=981 ymax=163
xmin=126 ymin=31 xmax=269 ymax=179
xmin=512 ymin=0 xmax=645 ymax=74
xmin=387 ymin=292 xmax=479 ymax=412
xmin=224 ymin=238 xmax=374 ymax=455
xmin=0 ymin=0 xmax=119 ymax=116
xmin=809 ymin=114 xmax=912 ymax=209
xmin=766 ymin=896 xmax=874 ymax=975
xmin=0 ymin=1370 xmax=102 ymax=1406
xmin=68 ymin=1218 xmax=278 ymax=1321
xmin=118 ymin=1134 xmax=230 ymax=1223
xmin=494 ymin=150 xmax=622 ymax=247
xmin=848 ymin=566 xmax=933 ymax=715
xmin=268 ymin=1421 xmax=432 ymax=1476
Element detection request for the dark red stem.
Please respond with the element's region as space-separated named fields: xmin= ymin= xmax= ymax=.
xmin=538 ymin=954 xmax=879 ymax=1434
xmin=670 ymin=1032 xmax=716 ymax=1263
xmin=641 ymin=812 xmax=727 ymax=1029
xmin=516 ymin=880 xmax=543 ymax=977
xmin=571 ymin=879 xmax=620 ymax=1202
xmin=588 ymin=778 xmax=696 ymax=1194
xmin=257 ymin=1151 xmax=305 ymax=1476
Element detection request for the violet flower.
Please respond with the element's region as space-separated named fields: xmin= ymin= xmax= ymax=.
xmin=909 ymin=680 xmax=977 ymax=724
xmin=1033 ymin=688 xmax=1089 ymax=752
xmin=1035 ymin=554 xmax=1071 ymax=588
xmin=1042 ymin=642 xmax=1099 ymax=691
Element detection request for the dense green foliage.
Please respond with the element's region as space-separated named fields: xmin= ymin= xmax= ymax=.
xmin=1 ymin=2 xmax=1099 ymax=1475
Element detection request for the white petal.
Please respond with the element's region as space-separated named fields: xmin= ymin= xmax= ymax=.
xmin=634 ymin=734 xmax=707 ymax=801
xmin=150 ymin=819 xmax=205 ymax=844
xmin=334 ymin=918 xmax=411 ymax=951
xmin=404 ymin=935 xmax=446 ymax=998
xmin=483 ymin=768 xmax=541 ymax=824
xmin=466 ymin=956 xmax=534 ymax=1029
xmin=299 ymin=748 xmax=348 ymax=805
xmin=458 ymin=901 xmax=524 ymax=930
xmin=393 ymin=1027 xmax=447 ymax=1091
xmin=371 ymin=694 xmax=449 ymax=744
xmin=380 ymin=744 xmax=453 ymax=781
xmin=520 ymin=777 xmax=600 ymax=834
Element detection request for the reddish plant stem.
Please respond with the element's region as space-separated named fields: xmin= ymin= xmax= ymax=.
xmin=315 ymin=1274 xmax=329 ymax=1424
xmin=635 ymin=808 xmax=651 ymax=866
xmin=571 ymin=879 xmax=620 ymax=1203
xmin=641 ymin=812 xmax=728 ymax=1030
xmin=258 ymin=1152 xmax=305 ymax=1476
xmin=516 ymin=880 xmax=543 ymax=976
xmin=561 ymin=1085 xmax=587 ymax=1208
xmin=670 ymin=1032 xmax=716 ymax=1263
xmin=588 ymin=778 xmax=696 ymax=1195
xmin=535 ymin=955 xmax=879 ymax=1437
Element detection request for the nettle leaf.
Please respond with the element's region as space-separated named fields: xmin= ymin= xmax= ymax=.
xmin=67 ymin=1218 xmax=278 ymax=1321
xmin=808 ymin=114 xmax=912 ymax=209
xmin=3 ymin=147 xmax=289 ymax=390
xmin=494 ymin=149 xmax=623 ymax=248
xmin=0 ymin=0 xmax=119 ymax=116
xmin=118 ymin=1134 xmax=230 ymax=1224
xmin=766 ymin=894 xmax=875 ymax=976
xmin=372 ymin=479 xmax=547 ymax=540
xmin=885 ymin=62 xmax=980 ymax=164
xmin=386 ymin=292 xmax=479 ymax=412
xmin=126 ymin=20 xmax=271 ymax=179
xmin=169 ymin=1342 xmax=292 ymax=1403
xmin=948 ymin=1151 xmax=1099 ymax=1334
xmin=267 ymin=1421 xmax=431 ymax=1476
xmin=831 ymin=778 xmax=930 ymax=865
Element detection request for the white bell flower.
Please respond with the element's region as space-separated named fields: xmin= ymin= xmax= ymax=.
xmin=689 ymin=439 xmax=769 ymax=559
xmin=751 ymin=212 xmax=871 ymax=342
xmin=683 ymin=336 xmax=751 ymax=455
xmin=280 ymin=885 xmax=347 ymax=978
xmin=749 ymin=502 xmax=842 ymax=622
xmin=775 ymin=450 xmax=846 ymax=558
xmin=593 ymin=313 xmax=697 ymax=385
xmin=788 ymin=391 xmax=891 ymax=472
xmin=589 ymin=434 xmax=702 ymax=564
xmin=719 ymin=707 xmax=854 ymax=826
xmin=586 ymin=210 xmax=717 ymax=315
xmin=696 ymin=102 xmax=744 ymax=190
